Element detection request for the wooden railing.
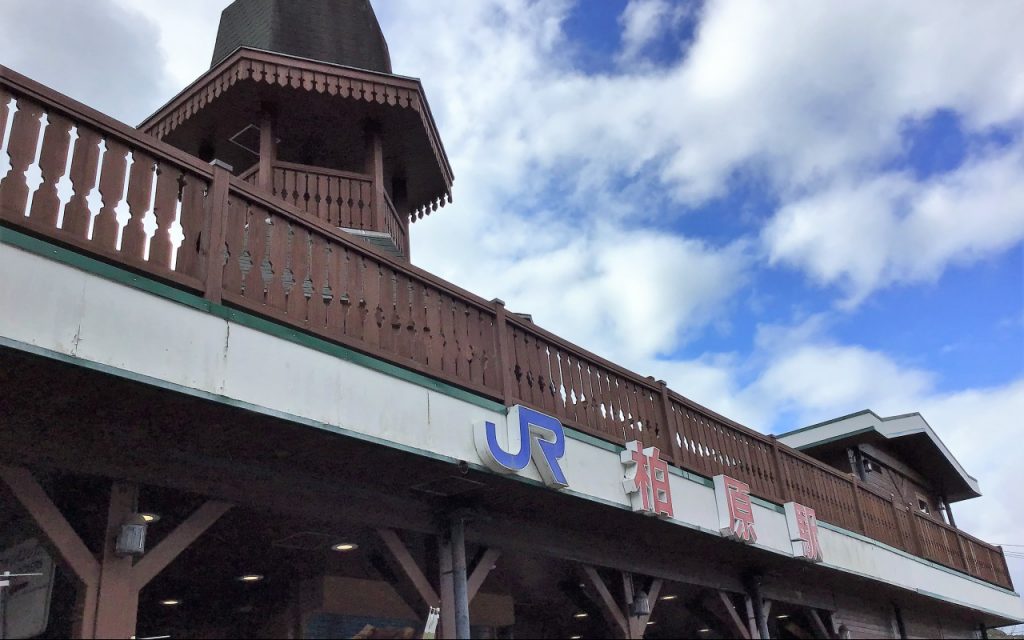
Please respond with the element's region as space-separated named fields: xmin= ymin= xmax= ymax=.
xmin=240 ymin=160 xmax=408 ymax=256
xmin=0 ymin=65 xmax=1013 ymax=591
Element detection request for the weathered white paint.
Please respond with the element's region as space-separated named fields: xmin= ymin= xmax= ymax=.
xmin=1 ymin=242 xmax=1021 ymax=622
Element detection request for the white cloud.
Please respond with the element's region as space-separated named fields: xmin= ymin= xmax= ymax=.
xmin=764 ymin=143 xmax=1024 ymax=306
xmin=618 ymin=0 xmax=690 ymax=65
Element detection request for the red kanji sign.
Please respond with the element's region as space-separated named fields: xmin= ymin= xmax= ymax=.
xmin=785 ymin=502 xmax=823 ymax=562
xmin=621 ymin=441 xmax=673 ymax=518
xmin=714 ymin=474 xmax=757 ymax=543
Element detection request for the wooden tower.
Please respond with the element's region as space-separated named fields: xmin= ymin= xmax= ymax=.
xmin=139 ymin=0 xmax=453 ymax=259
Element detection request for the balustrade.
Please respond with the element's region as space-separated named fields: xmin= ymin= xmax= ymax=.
xmin=0 ymin=65 xmax=1013 ymax=591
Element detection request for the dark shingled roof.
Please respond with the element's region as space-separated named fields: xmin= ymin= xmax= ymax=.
xmin=211 ymin=0 xmax=392 ymax=73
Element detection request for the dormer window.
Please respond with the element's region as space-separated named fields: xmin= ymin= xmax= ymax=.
xmin=863 ymin=459 xmax=881 ymax=473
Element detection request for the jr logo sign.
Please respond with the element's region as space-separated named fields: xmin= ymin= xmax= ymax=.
xmin=474 ymin=405 xmax=569 ymax=489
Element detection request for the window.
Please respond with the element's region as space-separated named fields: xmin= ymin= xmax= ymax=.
xmin=863 ymin=458 xmax=881 ymax=473
xmin=917 ymin=496 xmax=931 ymax=514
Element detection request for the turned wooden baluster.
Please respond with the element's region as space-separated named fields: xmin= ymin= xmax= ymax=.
xmin=27 ymin=113 xmax=73 ymax=228
xmin=0 ymin=98 xmax=43 ymax=221
xmin=61 ymin=128 xmax=102 ymax=238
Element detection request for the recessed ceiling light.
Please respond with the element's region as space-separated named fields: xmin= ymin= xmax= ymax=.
xmin=570 ymin=636 xmax=582 ymax=640
xmin=159 ymin=599 xmax=181 ymax=606
xmin=139 ymin=513 xmax=161 ymax=523
xmin=646 ymin=621 xmax=656 ymax=626
xmin=573 ymin=612 xmax=589 ymax=619
xmin=659 ymin=594 xmax=678 ymax=601
xmin=238 ymin=574 xmax=264 ymax=583
xmin=776 ymin=614 xmax=790 ymax=619
xmin=331 ymin=542 xmax=359 ymax=552
xmin=699 ymin=628 xmax=711 ymax=633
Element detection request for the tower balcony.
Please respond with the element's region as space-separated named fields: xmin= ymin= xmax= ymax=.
xmin=240 ymin=160 xmax=407 ymax=258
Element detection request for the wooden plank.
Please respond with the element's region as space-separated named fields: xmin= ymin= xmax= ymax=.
xmin=377 ymin=528 xmax=439 ymax=607
xmin=93 ymin=482 xmax=140 ymax=640
xmin=61 ymin=127 xmax=102 ymax=239
xmin=582 ymin=565 xmax=628 ymax=638
xmin=0 ymin=98 xmax=43 ymax=221
xmin=91 ymin=139 xmax=128 ymax=252
xmin=131 ymin=500 xmax=232 ymax=589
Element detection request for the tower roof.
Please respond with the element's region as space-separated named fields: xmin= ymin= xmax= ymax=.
xmin=211 ymin=0 xmax=392 ymax=73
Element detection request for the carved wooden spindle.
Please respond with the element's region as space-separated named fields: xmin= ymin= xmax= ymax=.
xmin=176 ymin=172 xmax=208 ymax=280
xmin=61 ymin=128 xmax=102 ymax=238
xmin=0 ymin=99 xmax=43 ymax=221
xmin=149 ymin=164 xmax=181 ymax=267
xmin=121 ymin=152 xmax=155 ymax=260
xmin=91 ymin=140 xmax=129 ymax=251
xmin=28 ymin=113 xmax=73 ymax=228
xmin=0 ymin=89 xmax=11 ymax=152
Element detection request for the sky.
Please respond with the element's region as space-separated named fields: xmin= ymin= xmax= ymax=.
xmin=1 ymin=0 xmax=1023 ymax=599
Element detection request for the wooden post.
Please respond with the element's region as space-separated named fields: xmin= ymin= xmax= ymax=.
xmin=438 ymin=536 xmax=456 ymax=640
xmin=943 ymin=496 xmax=959 ymax=529
xmin=745 ymin=576 xmax=770 ymax=640
xmin=364 ymin=122 xmax=385 ymax=233
xmin=850 ymin=475 xmax=867 ymax=535
xmin=93 ymin=483 xmax=139 ymax=640
xmin=450 ymin=518 xmax=471 ymax=640
xmin=657 ymin=381 xmax=684 ymax=467
xmin=202 ymin=160 xmax=232 ymax=303
xmin=491 ymin=299 xmax=515 ymax=406
xmin=258 ymin=109 xmax=276 ymax=191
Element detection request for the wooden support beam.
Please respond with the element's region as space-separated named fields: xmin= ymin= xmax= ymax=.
xmin=807 ymin=609 xmax=832 ymax=640
xmin=131 ymin=500 xmax=232 ymax=589
xmin=377 ymin=528 xmax=440 ymax=607
xmin=258 ymin=109 xmax=276 ymax=191
xmin=636 ymin=578 xmax=662 ymax=630
xmin=716 ymin=591 xmax=751 ymax=640
xmin=0 ymin=466 xmax=99 ymax=586
xmin=466 ymin=548 xmax=501 ymax=602
xmin=0 ymin=466 xmax=100 ymax=639
xmin=93 ymin=482 xmax=139 ymax=640
xmin=745 ymin=596 xmax=760 ymax=639
xmin=582 ymin=565 xmax=629 ymax=638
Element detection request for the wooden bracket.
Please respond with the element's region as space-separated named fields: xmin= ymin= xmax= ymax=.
xmin=378 ymin=528 xmax=440 ymax=607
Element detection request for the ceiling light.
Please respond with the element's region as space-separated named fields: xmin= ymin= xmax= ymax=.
xmin=331 ymin=542 xmax=359 ymax=552
xmin=238 ymin=574 xmax=264 ymax=583
xmin=659 ymin=594 xmax=678 ymax=601
xmin=699 ymin=628 xmax=711 ymax=633
xmin=139 ymin=513 xmax=161 ymax=524
xmin=573 ymin=612 xmax=588 ymax=619
xmin=646 ymin=621 xmax=656 ymax=626
xmin=570 ymin=636 xmax=582 ymax=640
xmin=159 ymin=599 xmax=181 ymax=606
xmin=776 ymin=614 xmax=790 ymax=619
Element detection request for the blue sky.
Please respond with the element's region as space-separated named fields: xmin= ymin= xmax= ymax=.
xmin=2 ymin=0 xmax=1022 ymax=589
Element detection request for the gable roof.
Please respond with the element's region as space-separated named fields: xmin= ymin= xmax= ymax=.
xmin=777 ymin=410 xmax=981 ymax=502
